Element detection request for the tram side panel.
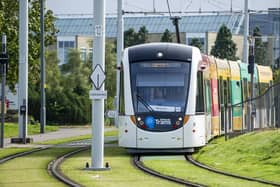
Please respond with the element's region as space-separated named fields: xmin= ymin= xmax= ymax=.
xmin=119 ymin=49 xmax=136 ymax=148
xmin=118 ymin=116 xmax=137 ymax=148
xmin=208 ymin=56 xmax=220 ymax=136
xmin=184 ymin=47 xmax=206 ymax=148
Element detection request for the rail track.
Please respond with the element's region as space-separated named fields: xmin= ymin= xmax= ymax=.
xmin=2 ymin=144 xmax=279 ymax=187
xmin=48 ymin=146 xmax=90 ymax=187
xmin=0 ymin=145 xmax=88 ymax=187
xmin=0 ymin=147 xmax=49 ymax=164
xmin=133 ymin=155 xmax=206 ymax=187
xmin=185 ymin=154 xmax=280 ymax=187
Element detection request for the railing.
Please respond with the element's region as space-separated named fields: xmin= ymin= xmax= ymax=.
xmin=225 ymin=82 xmax=280 ymax=139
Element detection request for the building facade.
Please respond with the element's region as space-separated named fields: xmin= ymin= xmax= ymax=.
xmin=54 ymin=9 xmax=279 ymax=66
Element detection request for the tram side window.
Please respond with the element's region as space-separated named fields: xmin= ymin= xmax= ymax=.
xmin=119 ymin=66 xmax=125 ymax=115
xmin=196 ymin=72 xmax=205 ymax=113
xmin=205 ymin=80 xmax=212 ymax=114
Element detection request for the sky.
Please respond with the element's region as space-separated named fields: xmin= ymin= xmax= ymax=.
xmin=46 ymin=0 xmax=280 ymax=16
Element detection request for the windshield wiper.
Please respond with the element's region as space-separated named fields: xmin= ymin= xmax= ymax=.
xmin=136 ymin=94 xmax=154 ymax=112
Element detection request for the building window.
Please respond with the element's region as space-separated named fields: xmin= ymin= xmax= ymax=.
xmin=80 ymin=47 xmax=87 ymax=62
xmin=57 ymin=40 xmax=76 ymax=65
xmin=88 ymin=48 xmax=93 ymax=63
xmin=59 ymin=41 xmax=63 ymax=48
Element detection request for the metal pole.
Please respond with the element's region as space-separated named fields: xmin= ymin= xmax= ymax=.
xmin=0 ymin=34 xmax=7 ymax=148
xmin=18 ymin=0 xmax=28 ymax=140
xmin=40 ymin=0 xmax=46 ymax=133
xmin=249 ymin=36 xmax=255 ymax=131
xmin=243 ymin=0 xmax=249 ymax=64
xmin=91 ymin=0 xmax=106 ymax=170
xmin=115 ymin=0 xmax=123 ymax=127
xmin=171 ymin=16 xmax=181 ymax=43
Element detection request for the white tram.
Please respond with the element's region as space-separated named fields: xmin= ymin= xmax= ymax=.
xmin=118 ymin=43 xmax=207 ymax=153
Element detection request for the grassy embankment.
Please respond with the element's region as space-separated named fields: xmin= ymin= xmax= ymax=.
xmin=143 ymin=129 xmax=280 ymax=186
xmin=193 ymin=129 xmax=280 ymax=183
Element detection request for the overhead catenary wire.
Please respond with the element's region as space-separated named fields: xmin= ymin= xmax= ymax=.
xmin=166 ymin=0 xmax=172 ymax=17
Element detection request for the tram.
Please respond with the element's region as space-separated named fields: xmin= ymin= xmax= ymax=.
xmin=117 ymin=43 xmax=273 ymax=153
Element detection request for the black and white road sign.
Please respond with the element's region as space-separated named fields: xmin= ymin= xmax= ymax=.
xmin=91 ymin=64 xmax=106 ymax=90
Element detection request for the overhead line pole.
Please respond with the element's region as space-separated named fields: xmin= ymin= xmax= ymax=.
xmin=40 ymin=0 xmax=46 ymax=134
xmin=0 ymin=34 xmax=8 ymax=148
xmin=115 ymin=0 xmax=124 ymax=127
xmin=18 ymin=0 xmax=29 ymax=142
xmin=243 ymin=0 xmax=251 ymax=132
xmin=243 ymin=0 xmax=249 ymax=64
xmin=88 ymin=0 xmax=108 ymax=170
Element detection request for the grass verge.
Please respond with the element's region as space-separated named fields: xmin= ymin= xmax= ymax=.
xmin=0 ymin=147 xmax=75 ymax=187
xmin=143 ymin=156 xmax=271 ymax=187
xmin=193 ymin=129 xmax=280 ymax=183
xmin=61 ymin=147 xmax=181 ymax=187
xmin=0 ymin=147 xmax=33 ymax=159
xmin=4 ymin=123 xmax=59 ymax=138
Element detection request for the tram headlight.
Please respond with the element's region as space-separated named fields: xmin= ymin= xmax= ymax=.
xmin=137 ymin=117 xmax=141 ymax=121
xmin=157 ymin=52 xmax=163 ymax=58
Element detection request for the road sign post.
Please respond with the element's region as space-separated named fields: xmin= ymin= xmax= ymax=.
xmin=86 ymin=0 xmax=109 ymax=171
xmin=0 ymin=34 xmax=8 ymax=148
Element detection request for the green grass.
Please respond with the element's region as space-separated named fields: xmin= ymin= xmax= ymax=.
xmin=0 ymin=148 xmax=33 ymax=159
xmin=0 ymin=147 xmax=76 ymax=187
xmin=193 ymin=129 xmax=280 ymax=183
xmin=4 ymin=123 xmax=59 ymax=138
xmin=104 ymin=129 xmax=118 ymax=137
xmin=61 ymin=147 xmax=181 ymax=187
xmin=36 ymin=129 xmax=118 ymax=145
xmin=144 ymin=157 xmax=270 ymax=187
xmin=36 ymin=134 xmax=92 ymax=145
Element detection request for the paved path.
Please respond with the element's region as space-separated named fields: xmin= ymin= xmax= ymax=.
xmin=4 ymin=126 xmax=117 ymax=148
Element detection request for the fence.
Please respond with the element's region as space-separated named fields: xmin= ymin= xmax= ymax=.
xmin=226 ymin=82 xmax=280 ymax=139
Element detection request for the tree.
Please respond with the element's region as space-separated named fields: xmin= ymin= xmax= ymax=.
xmin=253 ymin=26 xmax=266 ymax=65
xmin=161 ymin=29 xmax=173 ymax=42
xmin=274 ymin=69 xmax=280 ymax=83
xmin=46 ymin=49 xmax=91 ymax=124
xmin=190 ymin=38 xmax=202 ymax=51
xmin=124 ymin=27 xmax=149 ymax=48
xmin=137 ymin=26 xmax=149 ymax=44
xmin=211 ymin=24 xmax=238 ymax=60
xmin=29 ymin=50 xmax=61 ymax=122
xmin=0 ymin=0 xmax=57 ymax=89
xmin=104 ymin=42 xmax=117 ymax=112
xmin=124 ymin=28 xmax=138 ymax=48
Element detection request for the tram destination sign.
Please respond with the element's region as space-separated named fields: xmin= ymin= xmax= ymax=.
xmin=91 ymin=64 xmax=106 ymax=90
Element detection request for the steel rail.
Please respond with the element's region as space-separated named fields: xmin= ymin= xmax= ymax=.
xmin=48 ymin=146 xmax=90 ymax=187
xmin=133 ymin=155 xmax=206 ymax=187
xmin=0 ymin=147 xmax=49 ymax=164
xmin=185 ymin=154 xmax=280 ymax=187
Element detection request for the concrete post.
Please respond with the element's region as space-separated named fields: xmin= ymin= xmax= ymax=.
xmin=18 ymin=0 xmax=28 ymax=139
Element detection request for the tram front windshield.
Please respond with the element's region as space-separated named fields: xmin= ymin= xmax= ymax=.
xmin=130 ymin=61 xmax=191 ymax=114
